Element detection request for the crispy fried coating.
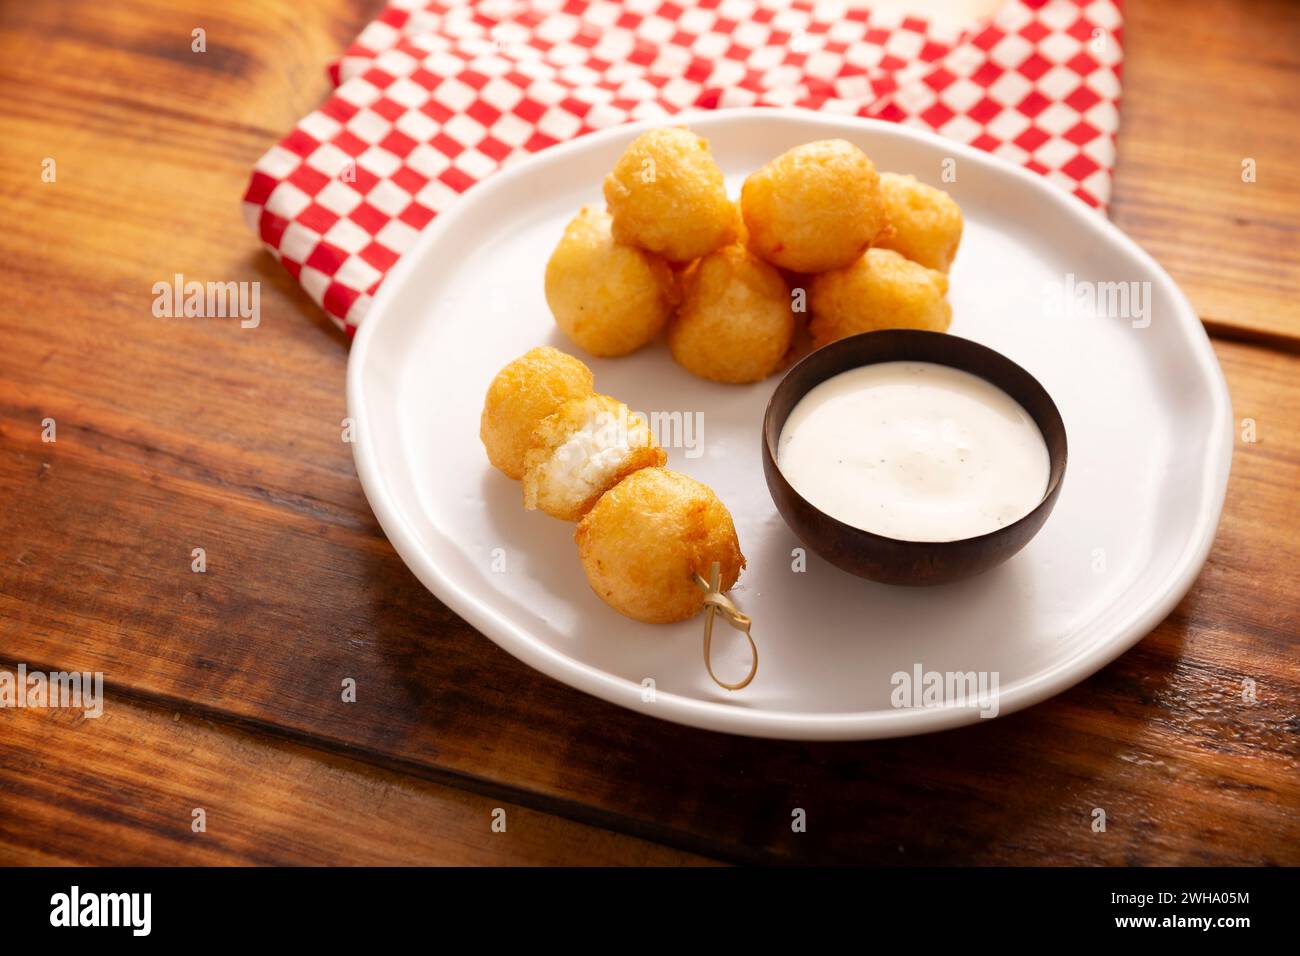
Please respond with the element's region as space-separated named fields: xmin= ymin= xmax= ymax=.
xmin=574 ymin=468 xmax=745 ymax=623
xmin=808 ymin=248 xmax=952 ymax=348
xmin=603 ymin=128 xmax=738 ymax=263
xmin=741 ymin=139 xmax=887 ymax=273
xmin=668 ymin=244 xmax=794 ymax=383
xmin=875 ymin=172 xmax=963 ymax=272
xmin=480 ymin=346 xmax=595 ymax=480
xmin=522 ymin=394 xmax=666 ymax=521
xmin=544 ymin=206 xmax=678 ymax=357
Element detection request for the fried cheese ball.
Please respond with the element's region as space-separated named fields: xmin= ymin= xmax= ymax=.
xmin=480 ymin=347 xmax=595 ymax=480
xmin=544 ymin=206 xmax=678 ymax=357
xmin=574 ymin=468 xmax=745 ymax=624
xmin=522 ymin=394 xmax=666 ymax=521
xmin=603 ymin=128 xmax=738 ymax=263
xmin=668 ymin=244 xmax=794 ymax=384
xmin=741 ymin=139 xmax=887 ymax=273
xmin=808 ymin=248 xmax=952 ymax=348
xmin=875 ymin=172 xmax=963 ymax=272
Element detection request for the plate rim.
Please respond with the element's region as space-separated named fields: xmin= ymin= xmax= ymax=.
xmin=346 ymin=107 xmax=1234 ymax=741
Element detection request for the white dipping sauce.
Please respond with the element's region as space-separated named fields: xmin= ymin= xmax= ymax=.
xmin=777 ymin=361 xmax=1050 ymax=542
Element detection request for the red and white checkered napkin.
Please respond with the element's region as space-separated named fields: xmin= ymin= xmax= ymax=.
xmin=243 ymin=0 xmax=1123 ymax=336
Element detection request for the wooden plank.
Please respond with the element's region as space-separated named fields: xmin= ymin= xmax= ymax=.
xmin=0 ymin=686 xmax=715 ymax=865
xmin=1111 ymin=0 xmax=1300 ymax=345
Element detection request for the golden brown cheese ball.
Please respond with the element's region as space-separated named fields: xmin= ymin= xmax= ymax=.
xmin=575 ymin=468 xmax=745 ymax=624
xmin=875 ymin=172 xmax=963 ymax=272
xmin=741 ymin=139 xmax=887 ymax=273
xmin=544 ymin=206 xmax=678 ymax=357
xmin=603 ymin=128 xmax=738 ymax=263
xmin=480 ymin=346 xmax=594 ymax=480
xmin=808 ymin=248 xmax=952 ymax=348
xmin=668 ymin=244 xmax=794 ymax=384
xmin=522 ymin=394 xmax=666 ymax=521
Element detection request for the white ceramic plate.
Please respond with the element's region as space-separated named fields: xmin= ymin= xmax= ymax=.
xmin=347 ymin=108 xmax=1232 ymax=740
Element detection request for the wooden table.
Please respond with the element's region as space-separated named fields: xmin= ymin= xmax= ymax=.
xmin=1 ymin=0 xmax=1297 ymax=865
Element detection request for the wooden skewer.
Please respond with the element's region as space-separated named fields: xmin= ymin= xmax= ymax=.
xmin=694 ymin=561 xmax=758 ymax=691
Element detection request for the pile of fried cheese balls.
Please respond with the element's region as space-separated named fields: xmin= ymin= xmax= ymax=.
xmin=544 ymin=126 xmax=963 ymax=383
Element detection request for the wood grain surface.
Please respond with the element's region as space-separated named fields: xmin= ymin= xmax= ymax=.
xmin=1110 ymin=0 xmax=1300 ymax=348
xmin=0 ymin=696 xmax=712 ymax=865
xmin=1 ymin=0 xmax=1297 ymax=866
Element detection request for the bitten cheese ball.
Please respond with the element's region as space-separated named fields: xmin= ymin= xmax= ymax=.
xmin=544 ymin=206 xmax=678 ymax=357
xmin=741 ymin=139 xmax=887 ymax=273
xmin=603 ymin=128 xmax=738 ymax=263
xmin=668 ymin=244 xmax=794 ymax=384
xmin=480 ymin=346 xmax=595 ymax=480
xmin=522 ymin=394 xmax=666 ymax=521
xmin=875 ymin=172 xmax=963 ymax=272
xmin=574 ymin=468 xmax=745 ymax=624
xmin=808 ymin=248 xmax=952 ymax=348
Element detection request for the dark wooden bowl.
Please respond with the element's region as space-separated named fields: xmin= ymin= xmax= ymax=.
xmin=762 ymin=330 xmax=1068 ymax=586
